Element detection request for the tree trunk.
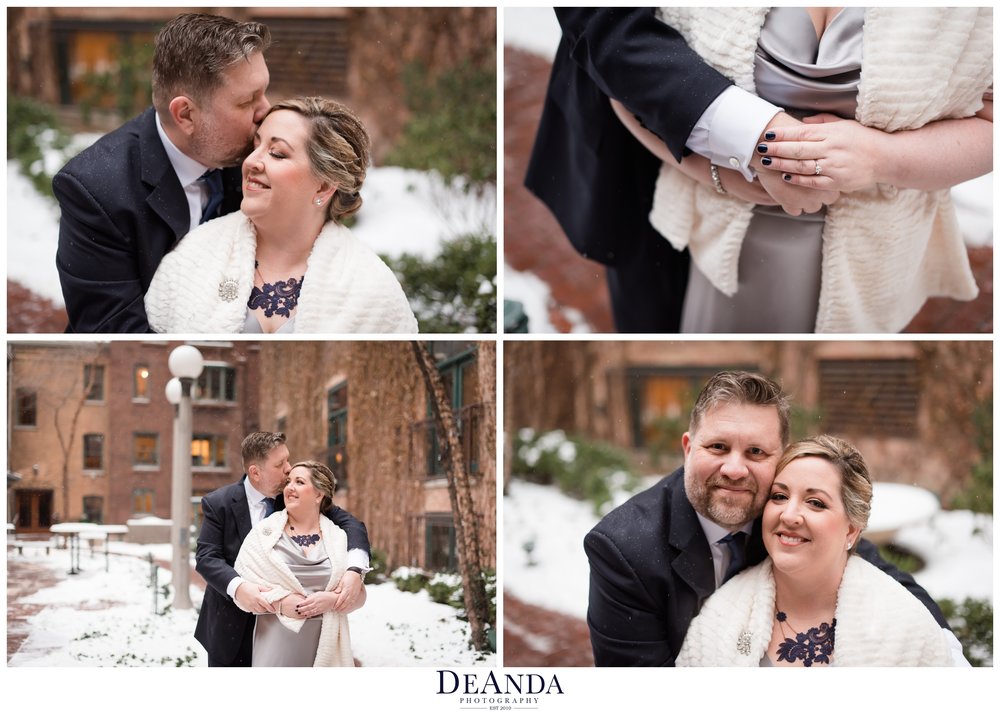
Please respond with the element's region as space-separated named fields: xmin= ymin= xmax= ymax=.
xmin=410 ymin=341 xmax=490 ymax=651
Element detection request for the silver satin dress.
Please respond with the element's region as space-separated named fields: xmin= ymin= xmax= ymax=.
xmin=681 ymin=7 xmax=865 ymax=333
xmin=251 ymin=533 xmax=332 ymax=667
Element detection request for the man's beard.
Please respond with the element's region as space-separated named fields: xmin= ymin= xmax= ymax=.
xmin=685 ymin=471 xmax=765 ymax=527
xmin=190 ymin=121 xmax=253 ymax=168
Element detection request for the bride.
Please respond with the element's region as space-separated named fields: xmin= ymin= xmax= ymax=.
xmin=145 ymin=96 xmax=418 ymax=333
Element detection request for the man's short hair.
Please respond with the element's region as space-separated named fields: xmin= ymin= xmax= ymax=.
xmin=152 ymin=13 xmax=271 ymax=115
xmin=241 ymin=431 xmax=286 ymax=472
xmin=689 ymin=370 xmax=790 ymax=445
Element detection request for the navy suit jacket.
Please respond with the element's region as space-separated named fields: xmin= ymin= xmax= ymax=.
xmin=193 ymin=477 xmax=371 ymax=666
xmin=584 ymin=467 xmax=950 ymax=666
xmin=53 ymin=107 xmax=243 ymax=333
xmin=524 ymin=8 xmax=732 ymax=269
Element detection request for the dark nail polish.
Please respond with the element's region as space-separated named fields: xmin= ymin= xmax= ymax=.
xmin=783 ymin=174 xmax=792 ymax=181
xmin=761 ymin=156 xmax=772 ymax=166
xmin=757 ymin=143 xmax=768 ymax=154
xmin=765 ymin=131 xmax=776 ymax=141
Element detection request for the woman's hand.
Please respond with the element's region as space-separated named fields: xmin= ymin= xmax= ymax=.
xmin=278 ymin=593 xmax=308 ymax=619
xmin=755 ymin=114 xmax=884 ymax=193
xmin=294 ymin=591 xmax=338 ymax=619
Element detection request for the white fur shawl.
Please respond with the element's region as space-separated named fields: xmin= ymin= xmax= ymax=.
xmin=234 ymin=510 xmax=354 ymax=667
xmin=145 ymin=211 xmax=418 ymax=333
xmin=651 ymin=7 xmax=991 ymax=332
xmin=676 ymin=557 xmax=954 ymax=666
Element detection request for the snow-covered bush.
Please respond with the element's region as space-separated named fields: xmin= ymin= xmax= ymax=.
xmin=512 ymin=429 xmax=640 ymax=514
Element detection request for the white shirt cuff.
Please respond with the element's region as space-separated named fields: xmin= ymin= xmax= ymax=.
xmin=226 ymin=575 xmax=244 ymax=601
xmin=347 ymin=548 xmax=371 ymax=572
xmin=686 ymin=85 xmax=782 ymax=181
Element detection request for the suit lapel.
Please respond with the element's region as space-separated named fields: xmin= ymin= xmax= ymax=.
xmin=666 ymin=469 xmax=715 ymax=605
xmin=231 ymin=476 xmax=252 ymax=542
xmin=138 ymin=108 xmax=192 ymax=243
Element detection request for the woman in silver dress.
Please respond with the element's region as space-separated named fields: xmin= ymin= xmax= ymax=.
xmin=612 ymin=7 xmax=992 ymax=333
xmin=234 ymin=461 xmax=361 ymax=666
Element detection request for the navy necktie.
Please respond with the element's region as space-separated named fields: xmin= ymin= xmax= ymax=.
xmin=199 ymin=169 xmax=224 ymax=224
xmin=719 ymin=531 xmax=747 ymax=583
xmin=262 ymin=497 xmax=275 ymax=518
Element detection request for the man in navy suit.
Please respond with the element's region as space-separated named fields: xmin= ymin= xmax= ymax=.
xmin=194 ymin=431 xmax=371 ymax=667
xmin=524 ymin=8 xmax=835 ymax=332
xmin=584 ymin=371 xmax=955 ymax=666
xmin=53 ymin=13 xmax=272 ymax=332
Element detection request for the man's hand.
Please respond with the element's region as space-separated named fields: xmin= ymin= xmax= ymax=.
xmin=331 ymin=570 xmax=367 ymax=614
xmin=716 ymin=169 xmax=779 ymax=206
xmin=235 ymin=582 xmax=275 ymax=614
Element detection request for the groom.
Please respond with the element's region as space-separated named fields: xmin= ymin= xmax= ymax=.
xmin=584 ymin=370 xmax=955 ymax=666
xmin=53 ymin=13 xmax=272 ymax=333
xmin=195 ymin=432 xmax=371 ymax=667
xmin=525 ymin=8 xmax=837 ymax=332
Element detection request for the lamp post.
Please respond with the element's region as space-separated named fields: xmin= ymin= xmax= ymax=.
xmin=166 ymin=345 xmax=203 ymax=610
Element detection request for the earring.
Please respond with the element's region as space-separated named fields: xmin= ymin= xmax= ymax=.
xmin=846 ymin=541 xmax=853 ymax=550
xmin=314 ymin=198 xmax=324 ymax=206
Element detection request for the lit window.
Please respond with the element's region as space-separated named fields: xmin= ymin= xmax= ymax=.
xmin=133 ymin=433 xmax=159 ymax=466
xmin=134 ymin=365 xmax=150 ymax=399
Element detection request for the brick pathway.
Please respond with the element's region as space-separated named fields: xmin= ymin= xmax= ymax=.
xmin=503 ymin=592 xmax=593 ymax=667
xmin=503 ymin=46 xmax=993 ymax=334
xmin=6 ymin=549 xmax=205 ymax=663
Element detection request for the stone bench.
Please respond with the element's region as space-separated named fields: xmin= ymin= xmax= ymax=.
xmin=9 ymin=540 xmax=52 ymax=556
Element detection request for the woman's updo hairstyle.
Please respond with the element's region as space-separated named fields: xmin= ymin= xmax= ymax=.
xmin=290 ymin=460 xmax=337 ymax=513
xmin=264 ymin=97 xmax=371 ymax=223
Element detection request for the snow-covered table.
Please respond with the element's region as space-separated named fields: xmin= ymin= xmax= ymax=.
xmin=50 ymin=523 xmax=94 ymax=574
xmin=865 ymin=482 xmax=941 ymax=545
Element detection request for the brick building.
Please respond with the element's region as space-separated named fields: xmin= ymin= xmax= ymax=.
xmin=504 ymin=340 xmax=992 ymax=501
xmin=7 ymin=341 xmax=260 ymax=529
xmin=6 ymin=6 xmax=496 ymax=159
xmin=256 ymin=340 xmax=497 ymax=572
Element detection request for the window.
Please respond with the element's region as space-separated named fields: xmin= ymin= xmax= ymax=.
xmin=428 ymin=345 xmax=480 ymax=476
xmin=625 ymin=367 xmax=738 ymax=450
xmin=132 ymin=489 xmax=154 ymax=515
xmin=196 ymin=365 xmax=237 ymax=402
xmin=83 ymin=433 xmax=104 ymax=470
xmin=819 ymin=360 xmax=919 ymax=437
xmin=191 ymin=435 xmax=227 ymax=468
xmin=425 ymin=513 xmax=457 ymax=571
xmin=326 ymin=382 xmax=348 ymax=486
xmin=133 ymin=433 xmax=159 ymax=466
xmin=15 ymin=389 xmax=37 ymax=426
xmin=82 ymin=496 xmax=104 ymax=524
xmin=84 ymin=364 xmax=105 ymax=401
xmin=134 ymin=364 xmax=150 ymax=400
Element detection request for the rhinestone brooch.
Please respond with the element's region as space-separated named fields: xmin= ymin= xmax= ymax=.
xmin=218 ymin=278 xmax=240 ymax=302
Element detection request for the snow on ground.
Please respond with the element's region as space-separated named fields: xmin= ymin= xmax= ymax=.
xmin=504 ymin=7 xmax=561 ymax=60
xmin=7 ymin=540 xmax=493 ymax=667
xmin=6 ymin=142 xmax=495 ymax=308
xmin=503 ymin=262 xmax=592 ymax=333
xmin=503 ymin=478 xmax=993 ymax=622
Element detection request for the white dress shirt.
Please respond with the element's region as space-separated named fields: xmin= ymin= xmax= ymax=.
xmin=695 ymin=512 xmax=753 ymax=589
xmin=686 ymin=86 xmax=782 ymax=181
xmin=154 ymin=112 xmax=213 ymax=233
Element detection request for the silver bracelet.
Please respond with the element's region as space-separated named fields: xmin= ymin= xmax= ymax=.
xmin=709 ymin=164 xmax=727 ymax=194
